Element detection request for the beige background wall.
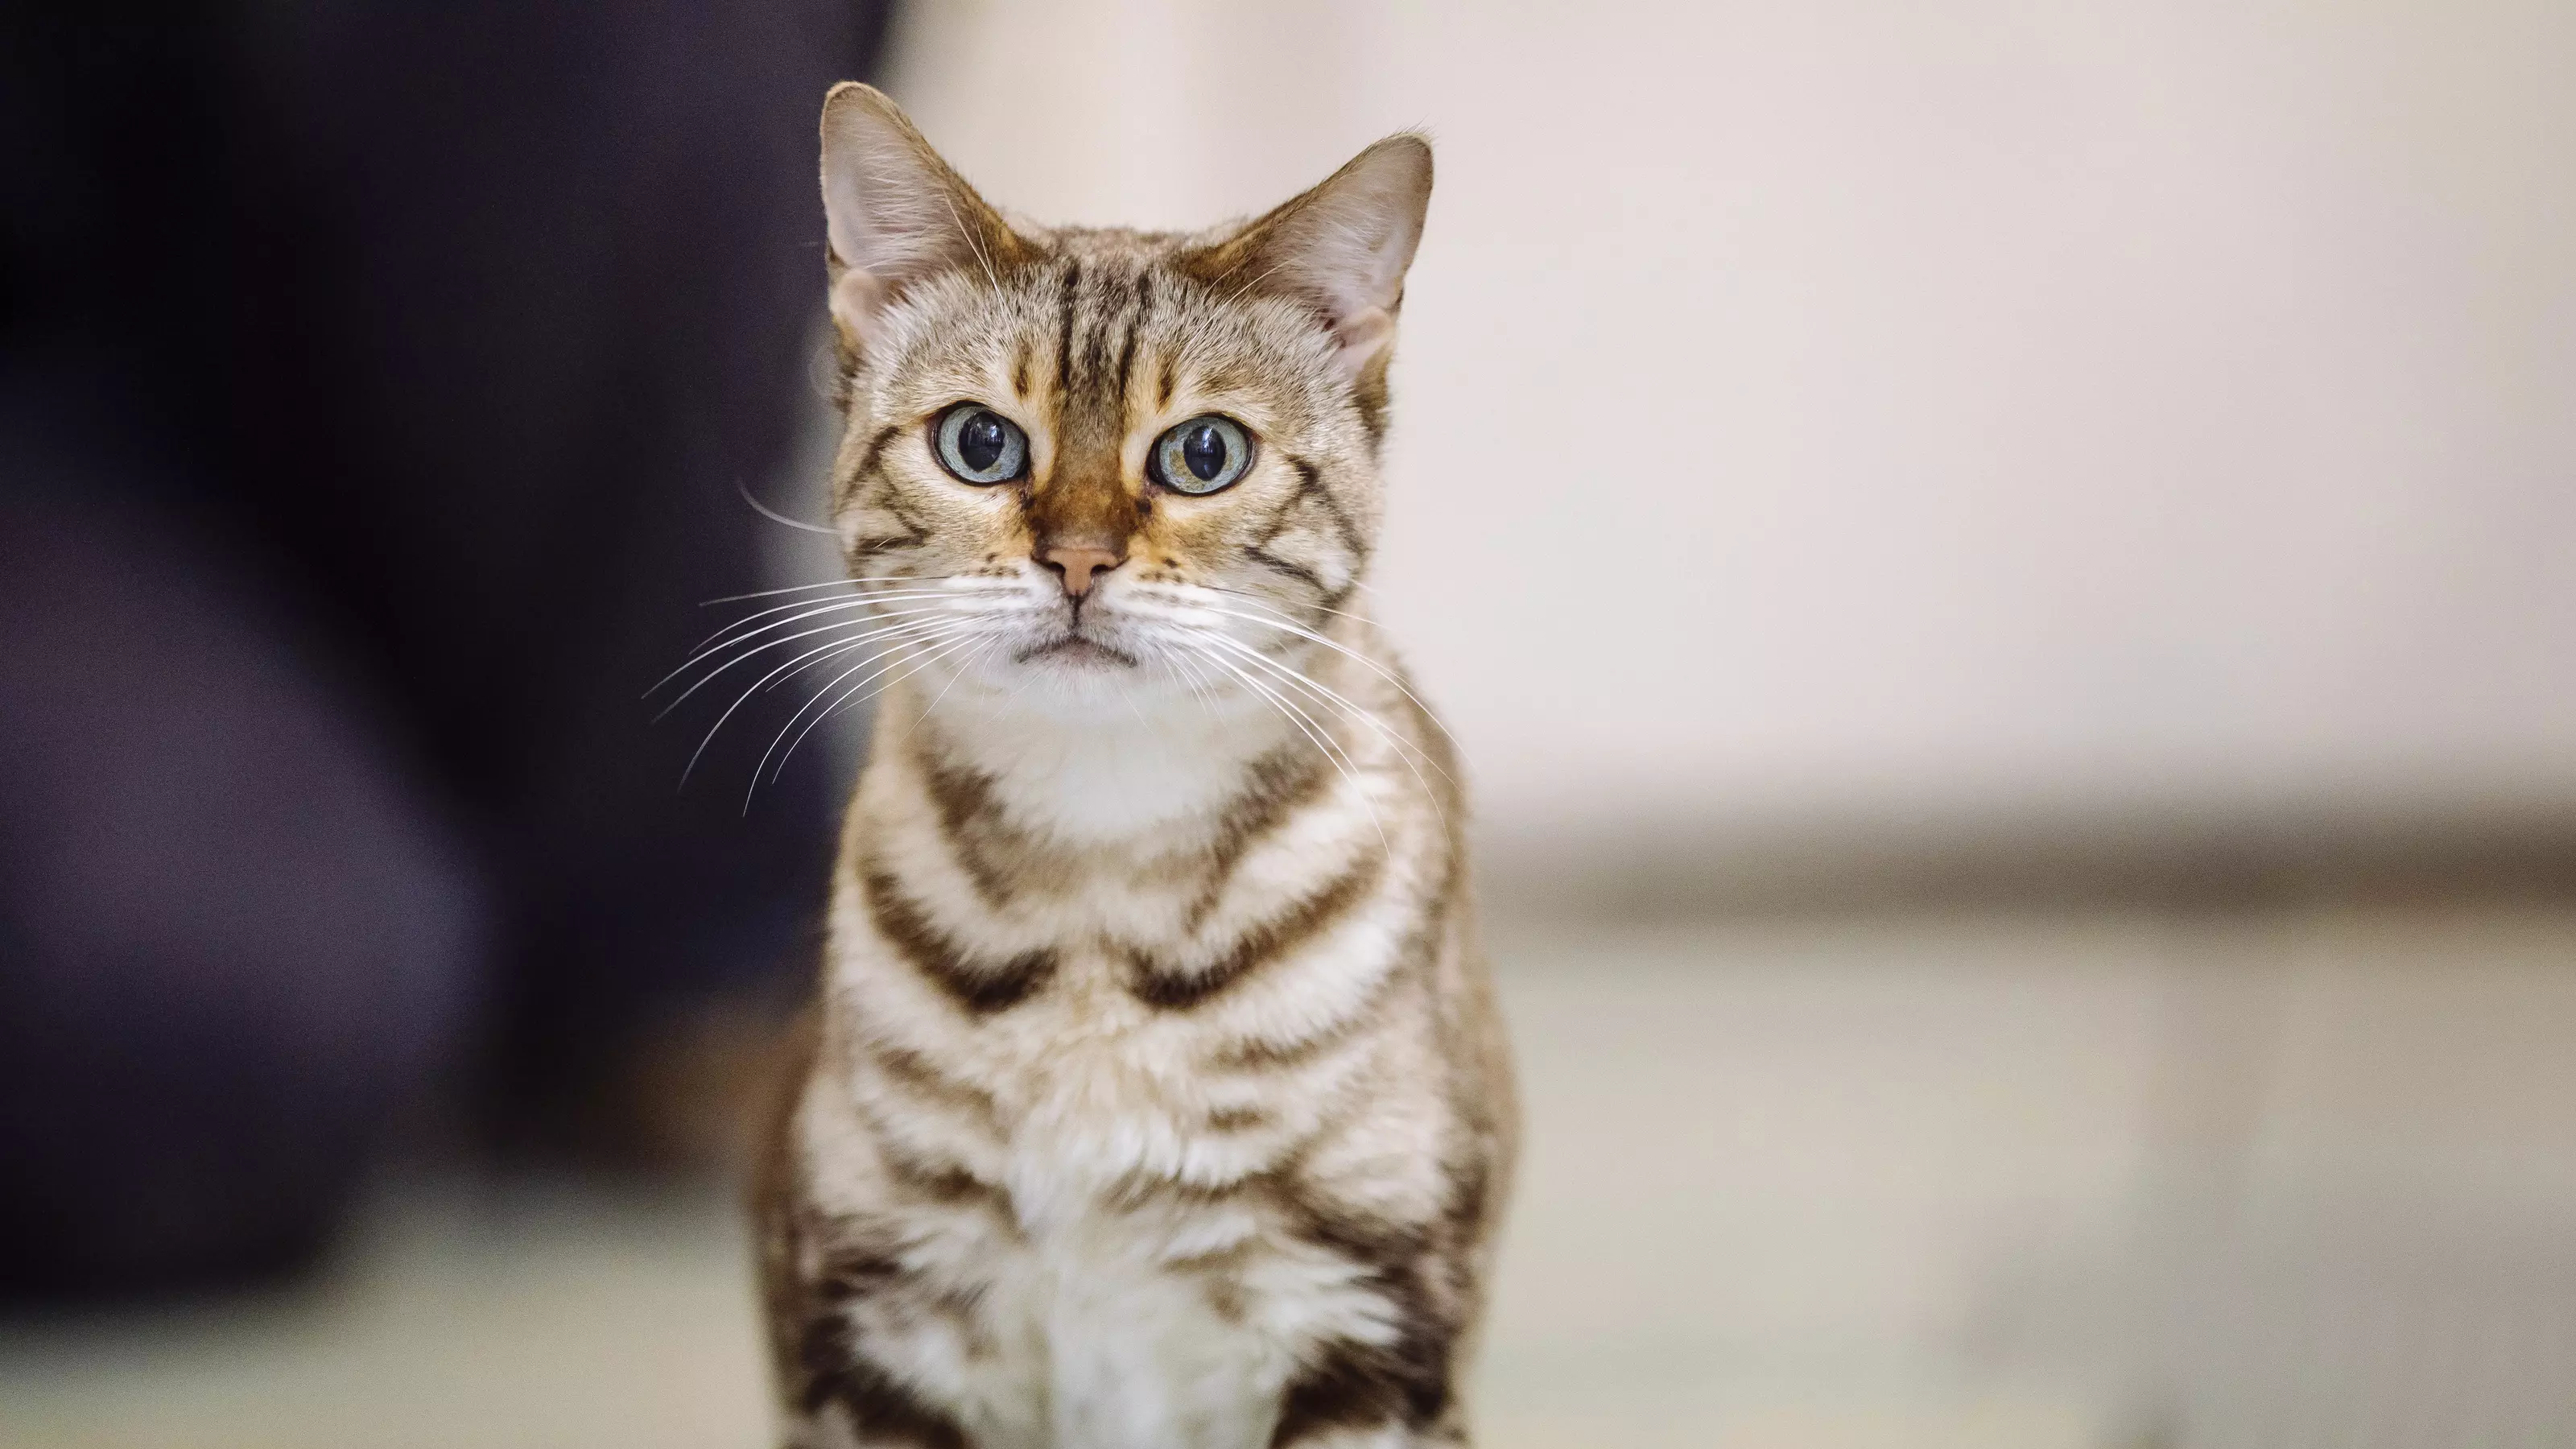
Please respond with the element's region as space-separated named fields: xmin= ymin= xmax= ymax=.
xmin=885 ymin=0 xmax=2576 ymax=852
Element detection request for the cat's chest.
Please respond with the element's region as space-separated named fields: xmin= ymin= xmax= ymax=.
xmin=972 ymin=980 xmax=1266 ymax=1216
xmin=884 ymin=844 xmax=1380 ymax=1199
xmin=910 ymin=1012 xmax=1307 ymax=1449
xmin=936 ymin=1193 xmax=1296 ymax=1449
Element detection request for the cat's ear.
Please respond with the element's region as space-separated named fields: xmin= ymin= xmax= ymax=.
xmin=1186 ymin=135 xmax=1433 ymax=381
xmin=819 ymin=82 xmax=1022 ymax=352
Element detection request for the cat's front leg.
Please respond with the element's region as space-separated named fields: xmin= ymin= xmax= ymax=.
xmin=1265 ymin=1331 xmax=1471 ymax=1449
xmin=772 ymin=1287 xmax=986 ymax=1449
xmin=1269 ymin=1420 xmax=1469 ymax=1449
xmin=779 ymin=1390 xmax=966 ymax=1449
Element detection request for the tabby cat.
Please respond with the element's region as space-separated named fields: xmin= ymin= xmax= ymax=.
xmin=751 ymin=83 xmax=1516 ymax=1449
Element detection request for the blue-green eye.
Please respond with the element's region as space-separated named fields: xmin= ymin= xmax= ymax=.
xmin=1151 ymin=415 xmax=1254 ymax=495
xmin=935 ymin=403 xmax=1027 ymax=485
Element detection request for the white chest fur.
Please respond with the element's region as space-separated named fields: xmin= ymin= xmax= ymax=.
xmin=810 ymin=1066 xmax=1384 ymax=1449
xmin=941 ymin=1203 xmax=1289 ymax=1449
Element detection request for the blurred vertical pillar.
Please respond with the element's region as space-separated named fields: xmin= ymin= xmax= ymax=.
xmin=0 ymin=0 xmax=896 ymax=1294
xmin=0 ymin=436 xmax=484 ymax=1296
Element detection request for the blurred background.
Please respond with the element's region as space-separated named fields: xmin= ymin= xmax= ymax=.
xmin=5 ymin=1 xmax=2574 ymax=1446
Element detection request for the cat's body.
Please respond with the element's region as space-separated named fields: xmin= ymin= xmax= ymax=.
xmin=753 ymin=86 xmax=1513 ymax=1449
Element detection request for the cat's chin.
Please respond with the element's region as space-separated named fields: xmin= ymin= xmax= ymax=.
xmin=928 ymin=638 xmax=1218 ymax=728
xmin=1011 ymin=634 xmax=1137 ymax=671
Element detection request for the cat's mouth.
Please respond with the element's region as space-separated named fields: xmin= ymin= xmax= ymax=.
xmin=1015 ymin=634 xmax=1137 ymax=669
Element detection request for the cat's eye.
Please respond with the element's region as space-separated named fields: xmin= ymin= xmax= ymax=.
xmin=934 ymin=403 xmax=1028 ymax=485
xmin=1150 ymin=415 xmax=1255 ymax=495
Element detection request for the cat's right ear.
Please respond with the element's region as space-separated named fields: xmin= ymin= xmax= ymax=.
xmin=1182 ymin=135 xmax=1433 ymax=382
xmin=819 ymin=83 xmax=1021 ymax=353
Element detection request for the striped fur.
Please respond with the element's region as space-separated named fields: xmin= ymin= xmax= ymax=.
xmin=756 ymin=85 xmax=1516 ymax=1449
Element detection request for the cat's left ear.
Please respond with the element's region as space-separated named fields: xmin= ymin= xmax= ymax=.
xmin=819 ymin=82 xmax=1023 ymax=353
xmin=1187 ymin=135 xmax=1433 ymax=382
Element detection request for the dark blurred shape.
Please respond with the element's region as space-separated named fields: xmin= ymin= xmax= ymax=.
xmin=0 ymin=0 xmax=893 ymax=1298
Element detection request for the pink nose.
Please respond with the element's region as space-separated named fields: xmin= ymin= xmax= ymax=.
xmin=1038 ymin=543 xmax=1123 ymax=598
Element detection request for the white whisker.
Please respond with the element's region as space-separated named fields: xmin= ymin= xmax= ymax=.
xmin=1199 ymin=630 xmax=1448 ymax=823
xmin=655 ymin=603 xmax=972 ymax=712
xmin=697 ymin=572 xmax=1000 ymax=607
xmin=679 ymin=616 xmax=977 ymax=786
xmin=1173 ymin=636 xmax=1389 ymax=856
xmin=700 ymin=579 xmax=864 ymax=606
xmin=897 ymin=631 xmax=1002 ymax=746
xmin=1173 ymin=593 xmax=1463 ymax=755
xmin=669 ymin=592 xmax=988 ymax=675
xmin=723 ymin=621 xmax=985 ymax=799
xmin=675 ymin=577 xmax=1012 ymax=662
xmin=756 ymin=626 xmax=993 ymax=806
xmin=736 ymin=477 xmax=838 ymax=535
xmin=696 ymin=580 xmax=994 ymax=630
xmin=1147 ymin=639 xmax=1224 ymax=723
xmin=1194 ymin=580 xmax=1379 ymax=627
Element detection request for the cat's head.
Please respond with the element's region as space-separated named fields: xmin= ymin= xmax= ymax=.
xmin=814 ymin=83 xmax=1430 ymax=713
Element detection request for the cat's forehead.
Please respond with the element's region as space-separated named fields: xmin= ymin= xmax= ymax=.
xmin=1024 ymin=222 xmax=1199 ymax=258
xmin=974 ymin=233 xmax=1213 ymax=327
xmin=881 ymin=240 xmax=1337 ymax=416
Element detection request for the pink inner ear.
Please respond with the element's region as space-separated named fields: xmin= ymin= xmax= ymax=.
xmin=1331 ymin=307 xmax=1396 ymax=378
xmin=830 ymin=269 xmax=892 ymax=348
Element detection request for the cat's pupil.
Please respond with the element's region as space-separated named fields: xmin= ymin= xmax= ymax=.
xmin=959 ymin=411 xmax=1008 ymax=473
xmin=1182 ymin=424 xmax=1227 ymax=481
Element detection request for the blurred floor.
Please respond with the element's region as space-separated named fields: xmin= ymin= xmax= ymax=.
xmin=6 ymin=902 xmax=2574 ymax=1449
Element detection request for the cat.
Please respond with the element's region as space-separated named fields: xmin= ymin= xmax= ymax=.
xmin=750 ymin=82 xmax=1517 ymax=1449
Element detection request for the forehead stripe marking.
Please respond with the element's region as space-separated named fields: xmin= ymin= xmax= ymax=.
xmin=1113 ymin=270 xmax=1153 ymax=413
xmin=1054 ymin=258 xmax=1083 ymax=407
xmin=1082 ymin=275 xmax=1114 ymax=406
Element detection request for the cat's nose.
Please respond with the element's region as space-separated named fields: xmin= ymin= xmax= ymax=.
xmin=1037 ymin=542 xmax=1125 ymax=598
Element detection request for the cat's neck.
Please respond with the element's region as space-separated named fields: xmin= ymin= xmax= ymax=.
xmin=877 ymin=652 xmax=1323 ymax=850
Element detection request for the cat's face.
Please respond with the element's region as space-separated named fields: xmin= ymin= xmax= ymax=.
xmin=815 ymin=85 xmax=1430 ymax=714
